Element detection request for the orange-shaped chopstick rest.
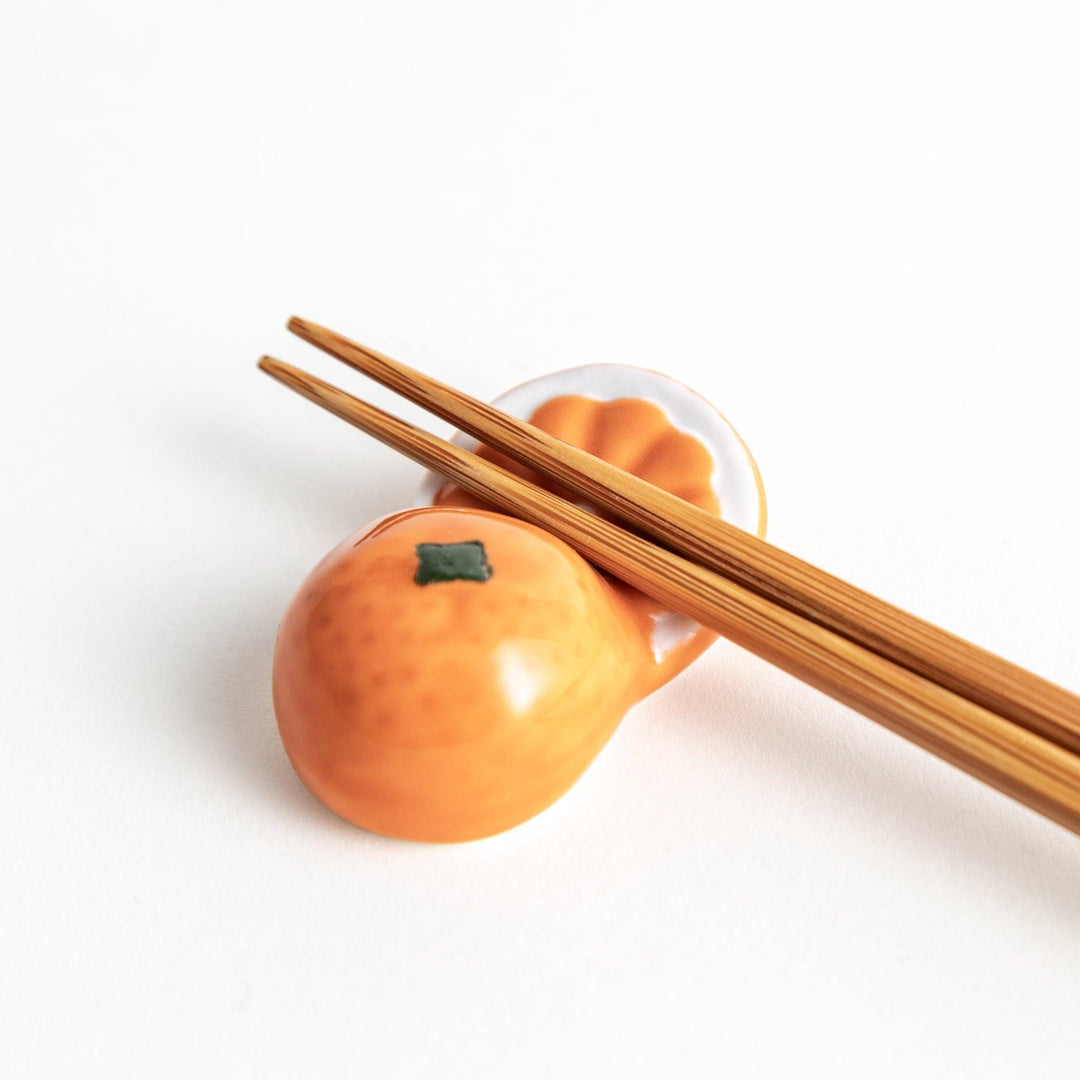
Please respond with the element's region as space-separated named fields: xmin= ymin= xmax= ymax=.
xmin=272 ymin=367 xmax=765 ymax=840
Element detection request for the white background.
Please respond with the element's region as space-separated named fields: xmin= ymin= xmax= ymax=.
xmin=2 ymin=3 xmax=1079 ymax=1077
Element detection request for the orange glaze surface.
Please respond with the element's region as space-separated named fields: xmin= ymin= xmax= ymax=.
xmin=273 ymin=507 xmax=643 ymax=842
xmin=435 ymin=394 xmax=724 ymax=696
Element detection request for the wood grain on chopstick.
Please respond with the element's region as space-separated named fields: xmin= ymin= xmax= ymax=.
xmin=258 ymin=355 xmax=1080 ymax=836
xmin=286 ymin=315 xmax=1080 ymax=758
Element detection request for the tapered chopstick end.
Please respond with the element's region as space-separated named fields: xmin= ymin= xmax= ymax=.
xmin=287 ymin=315 xmax=321 ymax=343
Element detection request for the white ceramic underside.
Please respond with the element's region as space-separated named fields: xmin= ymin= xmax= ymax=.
xmin=415 ymin=363 xmax=764 ymax=660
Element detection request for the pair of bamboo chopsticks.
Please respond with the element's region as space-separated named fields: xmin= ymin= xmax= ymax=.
xmin=259 ymin=318 xmax=1080 ymax=837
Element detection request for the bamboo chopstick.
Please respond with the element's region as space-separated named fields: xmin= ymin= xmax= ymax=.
xmin=286 ymin=316 xmax=1080 ymax=758
xmin=257 ymin=354 xmax=1080 ymax=836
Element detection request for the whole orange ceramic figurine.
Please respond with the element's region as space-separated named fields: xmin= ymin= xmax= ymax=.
xmin=272 ymin=364 xmax=765 ymax=841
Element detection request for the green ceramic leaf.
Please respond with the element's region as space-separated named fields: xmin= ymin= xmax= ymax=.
xmin=414 ymin=541 xmax=493 ymax=585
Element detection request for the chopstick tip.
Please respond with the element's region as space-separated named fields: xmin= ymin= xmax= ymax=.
xmin=287 ymin=314 xmax=315 ymax=339
xmin=257 ymin=355 xmax=289 ymax=381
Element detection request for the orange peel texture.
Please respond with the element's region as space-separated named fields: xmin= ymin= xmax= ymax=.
xmin=273 ymin=508 xmax=642 ymax=842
